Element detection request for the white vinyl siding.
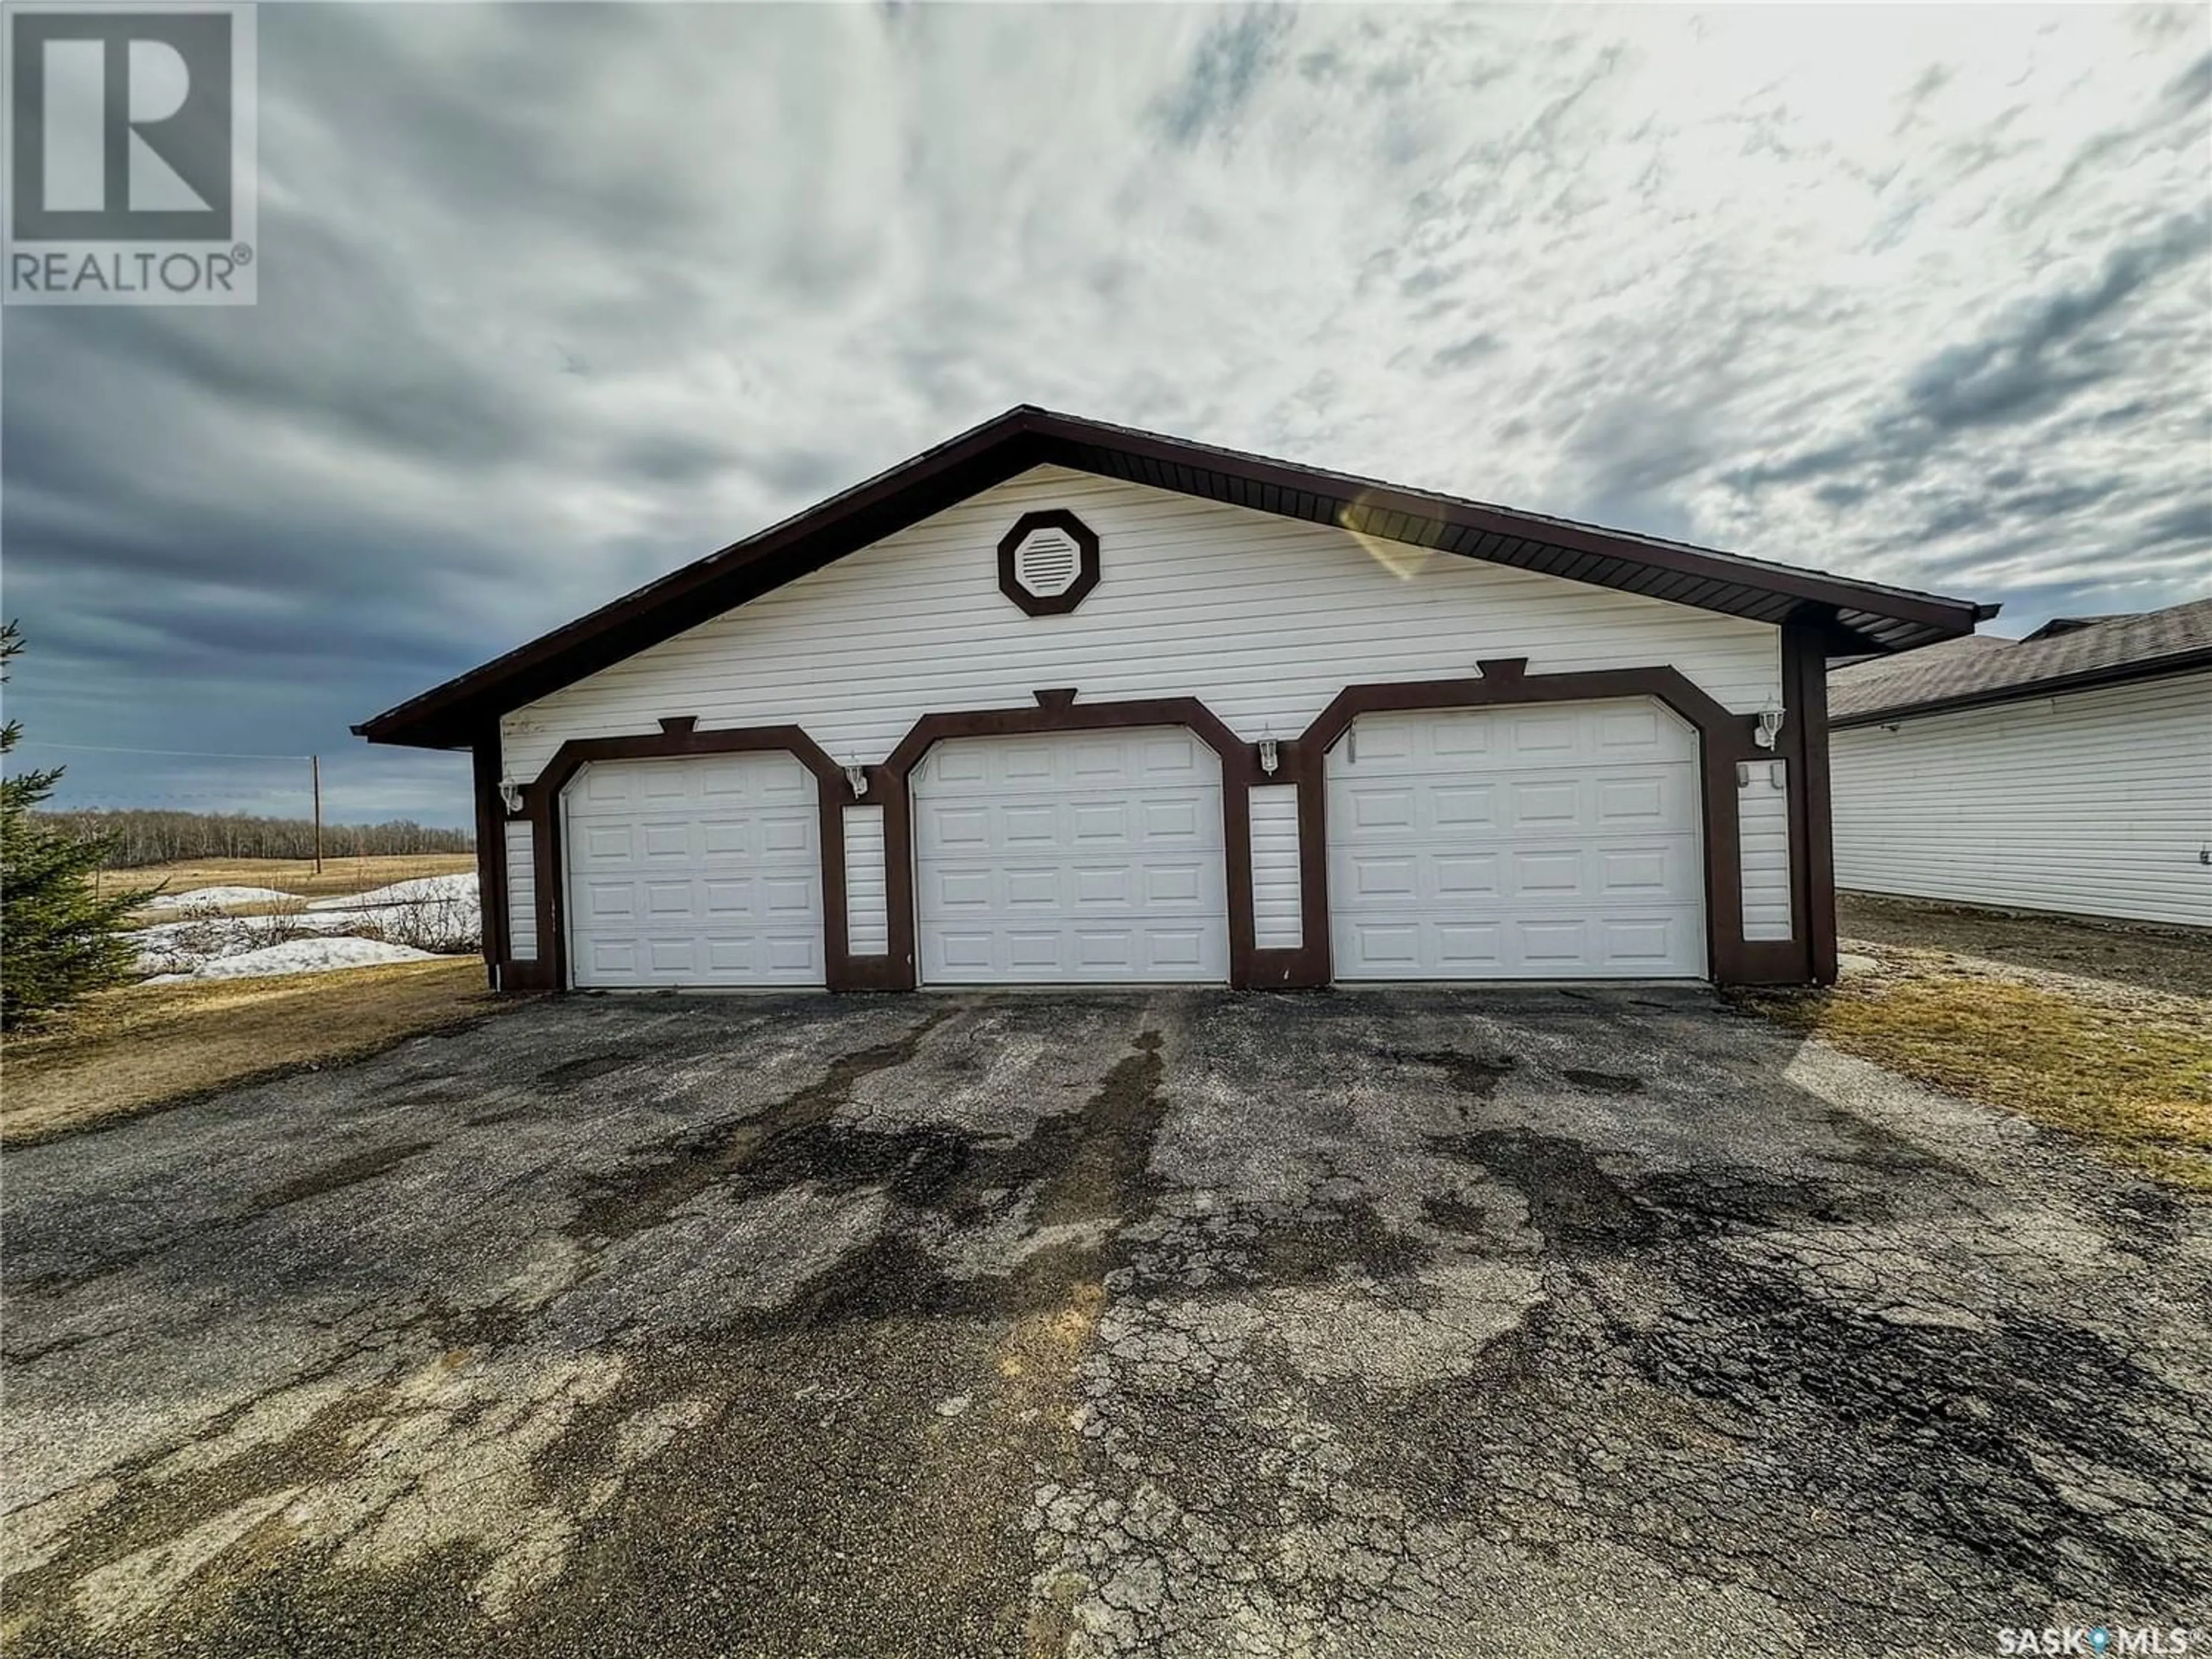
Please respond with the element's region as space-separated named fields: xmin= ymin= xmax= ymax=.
xmin=911 ymin=728 xmax=1228 ymax=984
xmin=562 ymin=753 xmax=825 ymax=988
xmin=1831 ymin=670 xmax=2212 ymax=927
xmin=843 ymin=805 xmax=889 ymax=957
xmin=1327 ymin=699 xmax=1705 ymax=980
xmin=503 ymin=820 xmax=537 ymax=961
xmin=1738 ymin=759 xmax=1793 ymax=941
xmin=1249 ymin=784 xmax=1304 ymax=950
xmin=500 ymin=466 xmax=1782 ymax=783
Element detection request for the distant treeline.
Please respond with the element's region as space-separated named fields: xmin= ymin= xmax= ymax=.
xmin=33 ymin=809 xmax=474 ymax=868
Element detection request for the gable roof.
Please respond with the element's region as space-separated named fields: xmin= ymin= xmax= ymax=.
xmin=357 ymin=404 xmax=1994 ymax=749
xmin=1830 ymin=596 xmax=2212 ymax=727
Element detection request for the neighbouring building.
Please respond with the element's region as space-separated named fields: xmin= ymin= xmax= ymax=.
xmin=1828 ymin=598 xmax=2212 ymax=927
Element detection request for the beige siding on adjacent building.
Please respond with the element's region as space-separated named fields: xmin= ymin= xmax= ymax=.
xmin=1831 ymin=669 xmax=2212 ymax=927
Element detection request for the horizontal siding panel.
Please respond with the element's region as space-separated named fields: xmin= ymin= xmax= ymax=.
xmin=504 ymin=820 xmax=537 ymax=961
xmin=843 ymin=805 xmax=889 ymax=957
xmin=1249 ymin=784 xmax=1303 ymax=951
xmin=1738 ymin=760 xmax=1793 ymax=942
xmin=1833 ymin=671 xmax=2212 ymax=927
xmin=503 ymin=466 xmax=1782 ymax=782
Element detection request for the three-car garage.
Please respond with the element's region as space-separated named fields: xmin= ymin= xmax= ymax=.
xmin=551 ymin=697 xmax=1708 ymax=991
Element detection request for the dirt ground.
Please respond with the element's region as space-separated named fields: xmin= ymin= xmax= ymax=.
xmin=4 ymin=989 xmax=2207 ymax=1658
xmin=1839 ymin=891 xmax=2212 ymax=999
xmin=1 ymin=959 xmax=512 ymax=1145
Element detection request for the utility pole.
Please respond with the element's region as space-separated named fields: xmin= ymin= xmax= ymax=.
xmin=310 ymin=755 xmax=323 ymax=874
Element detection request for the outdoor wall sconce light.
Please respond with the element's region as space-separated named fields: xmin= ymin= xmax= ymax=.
xmin=1755 ymin=699 xmax=1786 ymax=750
xmin=1259 ymin=733 xmax=1280 ymax=776
xmin=498 ymin=773 xmax=523 ymax=813
xmin=844 ymin=760 xmax=868 ymax=797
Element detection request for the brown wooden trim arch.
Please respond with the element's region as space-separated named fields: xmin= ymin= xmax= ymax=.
xmin=1285 ymin=660 xmax=1778 ymax=987
xmin=469 ymin=730 xmax=510 ymax=989
xmin=511 ymin=721 xmax=881 ymax=993
xmin=875 ymin=695 xmax=1265 ymax=990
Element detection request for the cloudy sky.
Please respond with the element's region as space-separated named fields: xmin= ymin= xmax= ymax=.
xmin=6 ymin=3 xmax=2207 ymax=828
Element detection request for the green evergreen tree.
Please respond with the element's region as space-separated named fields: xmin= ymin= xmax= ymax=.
xmin=1 ymin=622 xmax=153 ymax=1029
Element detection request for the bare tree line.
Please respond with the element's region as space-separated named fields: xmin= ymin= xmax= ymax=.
xmin=35 ymin=809 xmax=474 ymax=868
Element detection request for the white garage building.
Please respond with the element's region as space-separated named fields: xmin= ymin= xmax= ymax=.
xmin=1829 ymin=600 xmax=2212 ymax=927
xmin=358 ymin=407 xmax=1988 ymax=993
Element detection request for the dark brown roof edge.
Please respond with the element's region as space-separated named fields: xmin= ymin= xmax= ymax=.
xmin=1831 ymin=644 xmax=2212 ymax=729
xmin=356 ymin=404 xmax=1991 ymax=749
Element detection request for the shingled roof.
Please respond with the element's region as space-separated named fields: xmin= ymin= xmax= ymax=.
xmin=358 ymin=405 xmax=1992 ymax=750
xmin=1830 ymin=597 xmax=2212 ymax=727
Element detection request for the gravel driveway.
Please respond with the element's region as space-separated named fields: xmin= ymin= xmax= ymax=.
xmin=4 ymin=988 xmax=2207 ymax=1657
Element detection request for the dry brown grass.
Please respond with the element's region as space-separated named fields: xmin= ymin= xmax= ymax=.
xmin=104 ymin=854 xmax=476 ymax=911
xmin=1755 ymin=944 xmax=2212 ymax=1190
xmin=2 ymin=957 xmax=520 ymax=1146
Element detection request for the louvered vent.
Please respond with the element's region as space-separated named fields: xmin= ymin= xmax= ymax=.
xmin=1014 ymin=528 xmax=1083 ymax=597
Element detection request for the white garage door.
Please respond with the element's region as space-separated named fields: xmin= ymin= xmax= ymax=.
xmin=562 ymin=753 xmax=825 ymax=988
xmin=1328 ymin=699 xmax=1705 ymax=980
xmin=913 ymin=727 xmax=1228 ymax=984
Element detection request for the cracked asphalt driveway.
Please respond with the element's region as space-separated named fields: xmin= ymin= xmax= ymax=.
xmin=3 ymin=988 xmax=2208 ymax=1658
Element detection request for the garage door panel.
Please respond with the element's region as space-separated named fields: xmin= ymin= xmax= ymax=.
xmin=1430 ymin=786 xmax=1498 ymax=830
xmin=563 ymin=754 xmax=825 ymax=988
xmin=1071 ymin=801 xmax=1129 ymax=843
xmin=1434 ymin=854 xmax=1501 ymax=898
xmin=1437 ymin=923 xmax=1505 ymax=968
xmin=1511 ymin=849 xmax=1585 ymax=897
xmin=1329 ymin=700 xmax=1705 ymax=980
xmin=1003 ymin=868 xmax=1058 ymax=907
xmin=1348 ymin=854 xmax=1416 ymax=897
xmin=915 ymin=728 xmax=1229 ymax=984
xmin=1508 ymin=780 xmax=1581 ymax=830
xmin=1350 ymin=787 xmax=1416 ymax=832
xmin=579 ymin=880 xmax=635 ymax=921
xmin=1138 ymin=797 xmax=1206 ymax=841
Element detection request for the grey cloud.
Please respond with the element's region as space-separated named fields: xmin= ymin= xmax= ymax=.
xmin=1430 ymin=332 xmax=1501 ymax=372
xmin=5 ymin=4 xmax=2206 ymax=828
xmin=1906 ymin=208 xmax=2208 ymax=431
xmin=1153 ymin=9 xmax=1295 ymax=146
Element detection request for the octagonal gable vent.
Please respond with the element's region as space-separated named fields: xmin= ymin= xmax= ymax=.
xmin=996 ymin=509 xmax=1101 ymax=616
xmin=1014 ymin=528 xmax=1082 ymax=597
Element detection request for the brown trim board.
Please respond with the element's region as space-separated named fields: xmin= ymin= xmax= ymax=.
xmin=470 ymin=733 xmax=509 ymax=991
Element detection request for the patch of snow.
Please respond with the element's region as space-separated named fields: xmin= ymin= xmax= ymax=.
xmin=127 ymin=911 xmax=366 ymax=975
xmin=308 ymin=873 xmax=478 ymax=912
xmin=143 ymin=885 xmax=299 ymax=910
xmin=144 ymin=937 xmax=440 ymax=984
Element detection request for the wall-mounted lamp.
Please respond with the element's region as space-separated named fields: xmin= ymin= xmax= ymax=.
xmin=1754 ymin=699 xmax=1786 ymax=751
xmin=1259 ymin=732 xmax=1279 ymax=776
xmin=498 ymin=773 xmax=524 ymax=813
xmin=844 ymin=760 xmax=868 ymax=797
